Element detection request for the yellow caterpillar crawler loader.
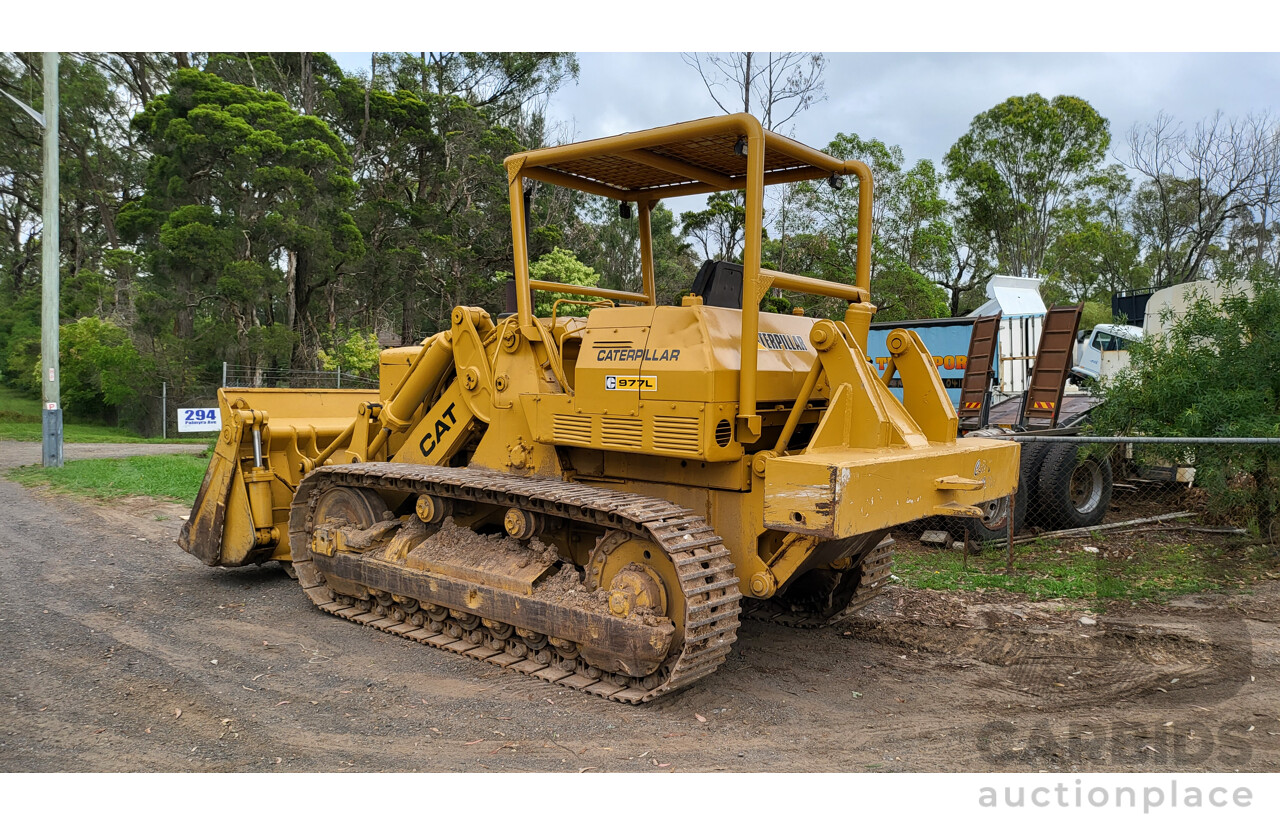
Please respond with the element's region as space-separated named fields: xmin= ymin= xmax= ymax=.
xmin=180 ymin=115 xmax=1019 ymax=703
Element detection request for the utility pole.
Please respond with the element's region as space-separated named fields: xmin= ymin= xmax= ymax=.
xmin=41 ymin=53 xmax=61 ymax=467
xmin=1 ymin=54 xmax=60 ymax=466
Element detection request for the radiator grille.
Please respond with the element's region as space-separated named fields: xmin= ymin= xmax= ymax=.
xmin=601 ymin=416 xmax=643 ymax=449
xmin=552 ymin=414 xmax=592 ymax=445
xmin=652 ymin=416 xmax=700 ymax=454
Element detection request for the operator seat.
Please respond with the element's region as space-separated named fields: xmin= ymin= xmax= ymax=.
xmin=690 ymin=260 xmax=744 ymax=309
xmin=551 ymin=315 xmax=589 ymax=391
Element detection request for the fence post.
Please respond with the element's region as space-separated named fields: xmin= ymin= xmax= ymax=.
xmin=161 ymin=381 xmax=167 ymax=440
xmin=1005 ymin=487 xmax=1015 ymax=574
xmin=222 ymin=361 xmax=227 ymax=388
xmin=336 ymin=367 xmax=341 ymax=389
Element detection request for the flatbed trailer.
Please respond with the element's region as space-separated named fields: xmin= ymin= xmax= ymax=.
xmin=877 ymin=305 xmax=1113 ymax=539
xmin=986 ymin=392 xmax=1102 ymax=430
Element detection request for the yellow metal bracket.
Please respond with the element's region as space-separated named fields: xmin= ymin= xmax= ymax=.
xmin=753 ymin=271 xmax=776 ymax=306
xmin=764 ymin=533 xmax=821 ymax=594
xmin=936 ymin=475 xmax=986 ymax=491
xmin=934 ymin=502 xmax=985 ymax=518
xmin=882 ymin=328 xmax=958 ymax=443
xmin=505 ymin=156 xmax=526 ymax=185
xmin=805 ymin=320 xmax=910 ymax=450
xmin=451 ymin=307 xmax=499 ymax=421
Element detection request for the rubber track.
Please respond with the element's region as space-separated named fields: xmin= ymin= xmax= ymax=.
xmin=742 ymin=537 xmax=895 ymax=628
xmin=289 ymin=463 xmax=741 ymax=704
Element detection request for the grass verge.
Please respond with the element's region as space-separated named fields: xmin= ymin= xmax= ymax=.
xmin=893 ymin=531 xmax=1279 ymax=604
xmin=6 ymin=454 xmax=208 ymax=504
xmin=0 ymin=387 xmax=192 ymax=443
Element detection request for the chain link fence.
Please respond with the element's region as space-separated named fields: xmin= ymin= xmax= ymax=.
xmin=126 ymin=365 xmax=379 ymax=438
xmin=1006 ymin=435 xmax=1280 ymax=542
xmin=908 ymin=435 xmax=1280 ymax=570
xmin=144 ymin=382 xmax=219 ymax=440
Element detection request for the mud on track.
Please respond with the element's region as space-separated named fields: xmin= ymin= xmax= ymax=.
xmin=2 ymin=441 xmax=1278 ymax=772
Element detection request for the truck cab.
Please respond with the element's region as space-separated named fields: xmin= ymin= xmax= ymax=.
xmin=1072 ymin=323 xmax=1143 ymax=382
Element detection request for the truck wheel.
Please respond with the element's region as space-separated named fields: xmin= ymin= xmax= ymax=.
xmin=950 ymin=494 xmax=1023 ymax=545
xmin=948 ymin=442 xmax=1043 ymax=544
xmin=1036 ymin=443 xmax=1113 ymax=530
xmin=1016 ymin=442 xmax=1051 ymax=528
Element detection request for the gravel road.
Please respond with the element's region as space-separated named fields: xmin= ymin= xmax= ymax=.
xmin=2 ymin=440 xmax=1278 ymax=772
xmin=0 ymin=441 xmax=208 ymax=471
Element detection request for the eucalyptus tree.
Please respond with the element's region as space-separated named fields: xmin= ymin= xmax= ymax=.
xmin=945 ymin=94 xmax=1111 ymax=279
xmin=1 ymin=52 xmax=168 ymax=390
xmin=0 ymin=53 xmax=43 ymax=297
xmin=1041 ymin=165 xmax=1144 ymax=303
xmin=324 ymin=52 xmax=578 ymax=343
xmin=790 ymin=133 xmax=948 ymax=321
xmin=1127 ymin=110 xmax=1279 ymax=286
xmin=681 ymin=52 xmax=825 ymax=133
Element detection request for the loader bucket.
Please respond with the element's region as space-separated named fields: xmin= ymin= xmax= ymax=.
xmin=178 ymin=387 xmax=377 ymax=566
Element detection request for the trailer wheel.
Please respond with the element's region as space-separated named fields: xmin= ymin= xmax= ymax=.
xmin=949 ymin=441 xmax=1043 ymax=544
xmin=950 ymin=494 xmax=1020 ymax=545
xmin=1036 ymin=443 xmax=1112 ymax=529
xmin=1016 ymin=442 xmax=1051 ymax=528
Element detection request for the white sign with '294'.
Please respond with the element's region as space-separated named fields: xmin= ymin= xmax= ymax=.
xmin=178 ymin=407 xmax=221 ymax=432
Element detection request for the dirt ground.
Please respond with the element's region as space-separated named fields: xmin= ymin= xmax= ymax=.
xmin=2 ymin=441 xmax=1278 ymax=773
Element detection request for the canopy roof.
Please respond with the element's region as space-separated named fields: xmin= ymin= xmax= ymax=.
xmin=503 ymin=114 xmax=874 ymax=430
xmin=507 ymin=114 xmax=854 ymax=200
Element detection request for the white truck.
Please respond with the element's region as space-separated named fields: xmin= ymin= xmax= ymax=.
xmin=1071 ymin=323 xmax=1144 ymax=382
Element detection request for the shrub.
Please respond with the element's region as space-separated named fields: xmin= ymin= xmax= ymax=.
xmin=53 ymin=317 xmax=148 ymax=421
xmin=1092 ymin=279 xmax=1280 ymax=535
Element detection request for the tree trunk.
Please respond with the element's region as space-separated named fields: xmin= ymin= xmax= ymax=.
xmin=401 ymin=268 xmax=415 ymax=346
xmin=71 ymin=199 xmax=85 ymax=276
xmin=113 ymin=257 xmax=133 ymax=323
xmin=286 ymin=249 xmax=298 ymax=331
xmin=300 ymin=52 xmax=314 ymax=115
xmin=286 ymin=248 xmax=300 ymax=366
xmin=176 ymin=269 xmax=195 ymax=340
xmin=1253 ymin=454 xmax=1275 ymax=541
xmin=354 ymin=53 xmax=374 ymax=163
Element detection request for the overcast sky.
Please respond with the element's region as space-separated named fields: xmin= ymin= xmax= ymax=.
xmin=9 ymin=4 xmax=1278 ymax=173
xmin=333 ymin=52 xmax=1279 ymax=173
xmin=329 ymin=51 xmax=1278 ymax=220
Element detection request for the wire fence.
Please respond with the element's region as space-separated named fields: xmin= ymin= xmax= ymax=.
xmin=138 ymin=382 xmax=220 ymax=440
xmin=221 ymin=363 xmax=378 ymax=389
xmin=909 ymin=435 xmax=1280 ymax=567
xmin=1005 ymin=435 xmax=1280 ymax=541
xmin=122 ymin=364 xmax=379 ymax=438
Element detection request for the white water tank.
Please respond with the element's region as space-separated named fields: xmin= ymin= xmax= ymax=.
xmin=1142 ymin=280 xmax=1254 ymax=336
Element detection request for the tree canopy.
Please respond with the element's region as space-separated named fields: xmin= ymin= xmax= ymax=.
xmin=946 ymin=94 xmax=1111 ymax=280
xmin=2 ymin=53 xmax=1278 ymax=435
